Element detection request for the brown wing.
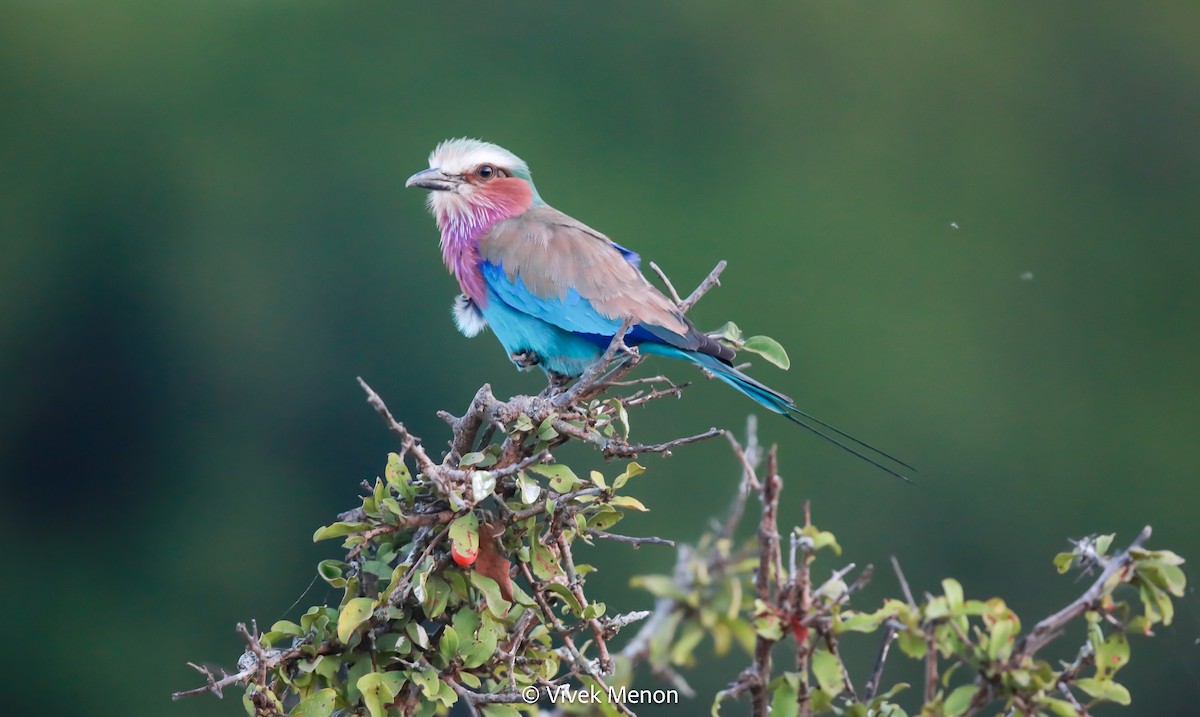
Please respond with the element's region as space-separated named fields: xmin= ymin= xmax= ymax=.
xmin=478 ymin=205 xmax=734 ymax=361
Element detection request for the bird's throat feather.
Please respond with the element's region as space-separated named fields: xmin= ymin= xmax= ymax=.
xmin=435 ymin=179 xmax=533 ymax=306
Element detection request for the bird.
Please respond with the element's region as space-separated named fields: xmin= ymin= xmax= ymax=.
xmin=406 ymin=138 xmax=911 ymax=480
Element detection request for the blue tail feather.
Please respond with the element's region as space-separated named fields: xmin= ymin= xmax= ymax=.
xmin=642 ymin=345 xmax=914 ymax=483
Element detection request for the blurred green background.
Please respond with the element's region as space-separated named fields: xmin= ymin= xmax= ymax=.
xmin=2 ymin=2 xmax=1197 ymax=715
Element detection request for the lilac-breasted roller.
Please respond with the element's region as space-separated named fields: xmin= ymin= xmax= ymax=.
xmin=406 ymin=139 xmax=910 ymax=479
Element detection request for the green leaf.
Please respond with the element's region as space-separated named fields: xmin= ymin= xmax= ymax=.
xmin=1053 ymin=551 xmax=1075 ymax=573
xmin=836 ymin=610 xmax=885 ymax=634
xmin=471 ymin=470 xmax=496 ymax=502
xmin=588 ymin=505 xmax=624 ymax=531
xmin=530 ymin=535 xmax=564 ymax=581
xmin=711 ymin=321 xmax=743 ymax=345
xmin=943 ymin=684 xmax=978 ymax=716
xmin=1095 ymin=631 xmax=1130 ymax=678
xmin=410 ymin=667 xmax=439 ymax=699
xmin=536 ymin=414 xmax=559 ymax=441
xmin=384 ymin=452 xmax=415 ymax=503
xmin=317 ymin=559 xmax=347 ymax=587
xmin=405 ymin=621 xmax=429 ymax=650
xmin=743 ymin=335 xmax=791 ymax=369
xmin=462 ymin=615 xmax=501 ymax=669
xmin=1075 ymin=678 xmax=1131 ymax=705
xmin=609 ymin=495 xmax=648 ymax=511
xmin=942 ymin=578 xmax=964 ymax=612
xmin=671 ymin=622 xmax=706 ymax=666
xmin=590 ymin=470 xmax=608 ymax=490
xmin=753 ymin=613 xmax=783 ymax=640
xmin=529 ymin=464 xmax=580 ymax=493
xmin=357 ymin=672 xmax=407 ymax=717
xmin=312 ymin=521 xmax=368 ymax=542
xmin=769 ymin=674 xmax=800 ymax=717
xmin=612 ymin=461 xmax=645 ymax=491
xmin=811 ymin=648 xmax=843 ymax=697
xmin=449 ymin=513 xmax=480 ymax=564
xmin=1041 ymin=697 xmax=1081 ymax=717
xmin=896 ymin=630 xmax=926 ymax=659
xmin=545 ymin=582 xmax=584 ymax=615
xmin=470 ymin=571 xmax=512 ymax=617
xmin=516 ymin=472 xmax=542 ymax=504
xmin=438 ymin=625 xmax=459 ymax=661
xmin=289 ymin=688 xmax=336 ymax=717
xmin=337 ymin=597 xmax=375 ymax=643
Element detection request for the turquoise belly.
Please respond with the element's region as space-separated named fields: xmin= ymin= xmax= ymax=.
xmin=480 ymin=290 xmax=604 ymax=377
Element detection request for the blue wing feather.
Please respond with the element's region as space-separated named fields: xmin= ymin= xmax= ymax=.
xmin=481 ymin=262 xmax=623 ymax=338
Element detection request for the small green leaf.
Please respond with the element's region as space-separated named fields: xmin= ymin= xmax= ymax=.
xmin=289 ymin=688 xmax=336 ymax=717
xmin=753 ymin=613 xmax=783 ymax=640
xmin=942 ymin=578 xmax=964 ymax=611
xmin=811 ymin=648 xmax=843 ymax=697
xmin=438 ymin=625 xmax=459 ymax=661
xmin=312 ymin=521 xmax=368 ymax=542
xmin=769 ymin=673 xmax=800 ymax=717
xmin=943 ymin=684 xmax=978 ymax=716
xmin=459 ymin=451 xmax=486 ymax=467
xmin=449 ymin=513 xmax=480 ymax=564
xmin=337 ymin=597 xmax=375 ymax=643
xmin=409 ymin=667 xmax=439 ymax=699
xmin=357 ymin=672 xmax=406 ymax=717
xmin=612 ymin=461 xmax=645 ymax=490
xmin=516 ymin=472 xmax=542 ymax=504
xmin=609 ymin=495 xmax=648 ymax=511
xmin=590 ymin=470 xmax=608 ymax=490
xmin=1053 ymin=551 xmax=1075 ymax=573
xmin=536 ymin=414 xmax=559 ymax=441
xmin=545 ymin=582 xmax=584 ymax=615
xmin=1041 ymin=697 xmax=1081 ymax=717
xmin=317 ymin=559 xmax=347 ymax=587
xmin=1095 ymin=631 xmax=1130 ymax=678
xmin=470 ymin=470 xmax=495 ymax=502
xmin=743 ymin=335 xmax=791 ymax=369
xmin=1075 ymin=678 xmax=1131 ymax=705
xmin=711 ymin=321 xmax=743 ymax=344
xmin=469 ymin=571 xmax=511 ymax=617
xmin=529 ymin=464 xmax=580 ymax=493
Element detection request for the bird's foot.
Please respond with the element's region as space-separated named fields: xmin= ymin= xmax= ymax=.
xmin=510 ymin=350 xmax=540 ymax=371
xmin=540 ymin=370 xmax=574 ymax=398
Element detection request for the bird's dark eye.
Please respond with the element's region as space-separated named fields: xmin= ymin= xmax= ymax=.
xmin=477 ymin=164 xmax=495 ymax=180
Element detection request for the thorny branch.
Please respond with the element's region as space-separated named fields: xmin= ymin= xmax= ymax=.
xmin=173 ymin=263 xmax=733 ymax=713
xmin=174 ymin=255 xmax=1183 ymax=717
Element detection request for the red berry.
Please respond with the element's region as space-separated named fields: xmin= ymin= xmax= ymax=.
xmin=452 ymin=545 xmax=477 ymax=567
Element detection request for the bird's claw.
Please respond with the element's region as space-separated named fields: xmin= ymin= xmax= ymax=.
xmin=540 ymin=370 xmax=574 ymax=397
xmin=511 ymin=350 xmax=540 ymax=370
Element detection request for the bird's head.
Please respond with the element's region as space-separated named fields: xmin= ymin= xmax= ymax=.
xmin=406 ymin=138 xmax=543 ymax=223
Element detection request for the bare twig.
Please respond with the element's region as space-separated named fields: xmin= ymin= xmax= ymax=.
xmin=587 ymin=530 xmax=675 ymax=548
xmin=605 ymin=427 xmax=724 ymax=458
xmin=680 ymin=260 xmax=727 ymax=313
xmin=358 ymin=377 xmax=439 ymax=476
xmin=864 ymin=622 xmax=899 ymax=701
xmin=649 ymin=260 xmax=684 ymax=305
